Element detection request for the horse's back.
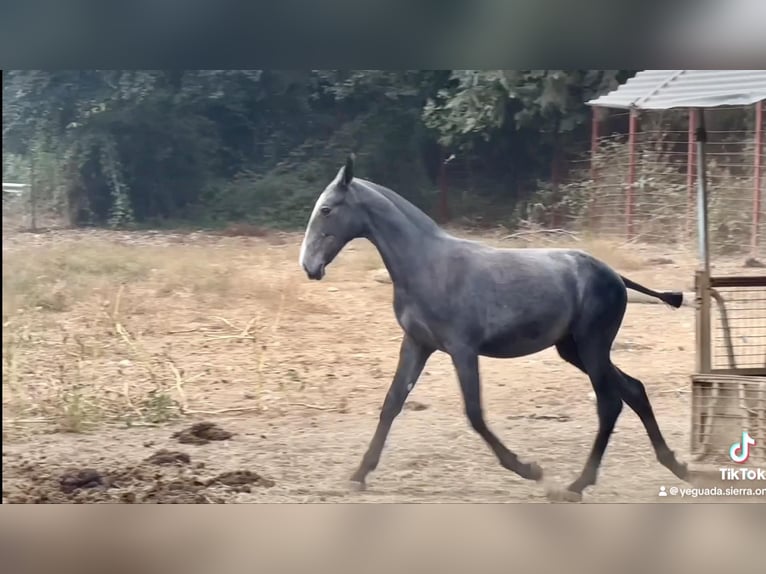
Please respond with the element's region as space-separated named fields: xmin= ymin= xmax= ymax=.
xmin=438 ymin=245 xmax=581 ymax=356
xmin=466 ymin=245 xmax=604 ymax=288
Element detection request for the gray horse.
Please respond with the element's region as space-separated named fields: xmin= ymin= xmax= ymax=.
xmin=299 ymin=155 xmax=690 ymax=501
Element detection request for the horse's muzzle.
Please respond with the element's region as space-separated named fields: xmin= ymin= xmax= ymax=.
xmin=303 ymin=263 xmax=325 ymax=280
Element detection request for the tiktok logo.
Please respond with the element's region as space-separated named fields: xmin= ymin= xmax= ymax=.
xmin=729 ymin=431 xmax=756 ymax=464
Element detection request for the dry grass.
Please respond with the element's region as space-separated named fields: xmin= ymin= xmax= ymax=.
xmin=1 ymin=232 xmax=314 ymax=433
xmin=0 ymin=225 xmax=728 ymax=437
xmin=216 ymin=222 xmax=271 ymax=237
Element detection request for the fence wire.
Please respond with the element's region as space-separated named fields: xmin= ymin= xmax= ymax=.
xmin=711 ymin=286 xmax=766 ymax=371
xmin=691 ymin=373 xmax=766 ymax=463
xmin=579 ymin=106 xmax=763 ymax=259
xmin=567 ymin=128 xmax=765 ymax=257
xmin=441 ymin=106 xmax=764 ymax=266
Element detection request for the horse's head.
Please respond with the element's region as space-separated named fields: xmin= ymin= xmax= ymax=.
xmin=299 ymin=154 xmax=365 ymax=280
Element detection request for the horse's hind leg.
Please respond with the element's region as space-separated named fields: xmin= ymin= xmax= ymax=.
xmin=450 ymin=348 xmax=543 ymax=481
xmin=555 ymin=336 xmax=624 ymax=499
xmin=555 ymin=336 xmax=689 ymax=500
xmin=615 ymin=367 xmax=689 ymax=481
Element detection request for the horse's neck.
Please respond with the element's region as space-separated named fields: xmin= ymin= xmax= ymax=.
xmin=362 ymin=195 xmax=438 ymax=289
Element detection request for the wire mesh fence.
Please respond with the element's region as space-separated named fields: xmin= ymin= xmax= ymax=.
xmin=711 ymin=285 xmax=766 ymax=371
xmin=560 ymin=105 xmax=765 ymax=261
xmin=691 ymin=374 xmax=766 ymax=464
xmin=2 ymin=151 xmax=71 ymax=232
xmin=436 ymin=105 xmax=764 ymax=274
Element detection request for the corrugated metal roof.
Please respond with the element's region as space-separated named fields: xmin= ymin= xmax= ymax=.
xmin=587 ymin=70 xmax=766 ymax=110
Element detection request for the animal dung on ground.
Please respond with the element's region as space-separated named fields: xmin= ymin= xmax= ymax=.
xmin=144 ymin=449 xmax=191 ymax=465
xmin=206 ymin=470 xmax=275 ymax=492
xmin=59 ymin=468 xmax=106 ymax=493
xmin=172 ymin=422 xmax=234 ymax=445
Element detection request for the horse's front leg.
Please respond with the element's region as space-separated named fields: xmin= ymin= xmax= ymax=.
xmin=450 ymin=347 xmax=544 ymax=482
xmin=350 ymin=334 xmax=434 ymax=490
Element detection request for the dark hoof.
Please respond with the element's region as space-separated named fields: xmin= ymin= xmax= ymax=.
xmin=526 ymin=462 xmax=544 ymax=482
xmin=349 ymin=479 xmax=367 ymax=492
xmin=545 ymin=486 xmax=583 ymax=503
xmin=659 ymin=450 xmax=689 ymax=481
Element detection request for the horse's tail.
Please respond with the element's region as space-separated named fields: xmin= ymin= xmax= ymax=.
xmin=620 ymin=275 xmax=683 ymax=308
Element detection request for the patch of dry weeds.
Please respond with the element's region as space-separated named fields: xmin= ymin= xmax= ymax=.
xmin=1 ymin=230 xmax=332 ymax=434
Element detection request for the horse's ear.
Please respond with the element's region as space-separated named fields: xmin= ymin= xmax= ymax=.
xmin=340 ymin=153 xmax=355 ymax=188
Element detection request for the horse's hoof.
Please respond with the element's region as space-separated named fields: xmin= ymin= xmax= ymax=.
xmin=527 ymin=462 xmax=544 ymax=482
xmin=545 ymin=486 xmax=583 ymax=503
xmin=349 ymin=479 xmax=367 ymax=492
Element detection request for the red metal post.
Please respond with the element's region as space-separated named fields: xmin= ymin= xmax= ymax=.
xmin=753 ymin=100 xmax=763 ymax=255
xmin=626 ymin=108 xmax=637 ymax=240
xmin=687 ymin=108 xmax=697 ymax=239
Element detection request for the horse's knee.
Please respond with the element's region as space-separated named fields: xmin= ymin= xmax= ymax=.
xmin=596 ymin=393 xmax=623 ymax=419
xmin=379 ymin=388 xmax=408 ymax=419
xmin=616 ymin=371 xmax=658 ymax=415
xmin=593 ymin=378 xmax=623 ymax=422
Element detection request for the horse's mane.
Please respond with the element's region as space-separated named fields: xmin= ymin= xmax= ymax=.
xmin=357 ymin=179 xmax=443 ymax=236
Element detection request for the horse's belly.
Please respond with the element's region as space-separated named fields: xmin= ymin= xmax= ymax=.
xmin=477 ymin=313 xmax=570 ymax=359
xmin=478 ymin=334 xmax=558 ymax=359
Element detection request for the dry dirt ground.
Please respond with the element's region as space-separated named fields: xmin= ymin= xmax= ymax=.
xmin=1 ymin=226 xmax=763 ymax=503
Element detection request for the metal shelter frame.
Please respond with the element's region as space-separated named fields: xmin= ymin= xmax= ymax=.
xmin=587 ymin=70 xmax=766 ymax=463
xmin=589 ymin=70 xmax=766 ymax=260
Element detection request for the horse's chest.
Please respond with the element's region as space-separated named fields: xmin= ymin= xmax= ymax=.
xmin=393 ymin=300 xmax=441 ymax=348
xmin=396 ymin=307 xmax=432 ymax=339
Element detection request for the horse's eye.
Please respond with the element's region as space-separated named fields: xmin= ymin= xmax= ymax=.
xmin=320 ymin=206 xmax=331 ymax=216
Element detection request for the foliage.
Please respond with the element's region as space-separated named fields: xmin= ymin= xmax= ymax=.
xmin=3 ymin=69 xmax=635 ymax=228
xmin=422 ymin=70 xmax=629 ymax=148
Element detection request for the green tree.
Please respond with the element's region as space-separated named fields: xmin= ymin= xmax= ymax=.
xmin=3 ymin=69 xmax=635 ymax=229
